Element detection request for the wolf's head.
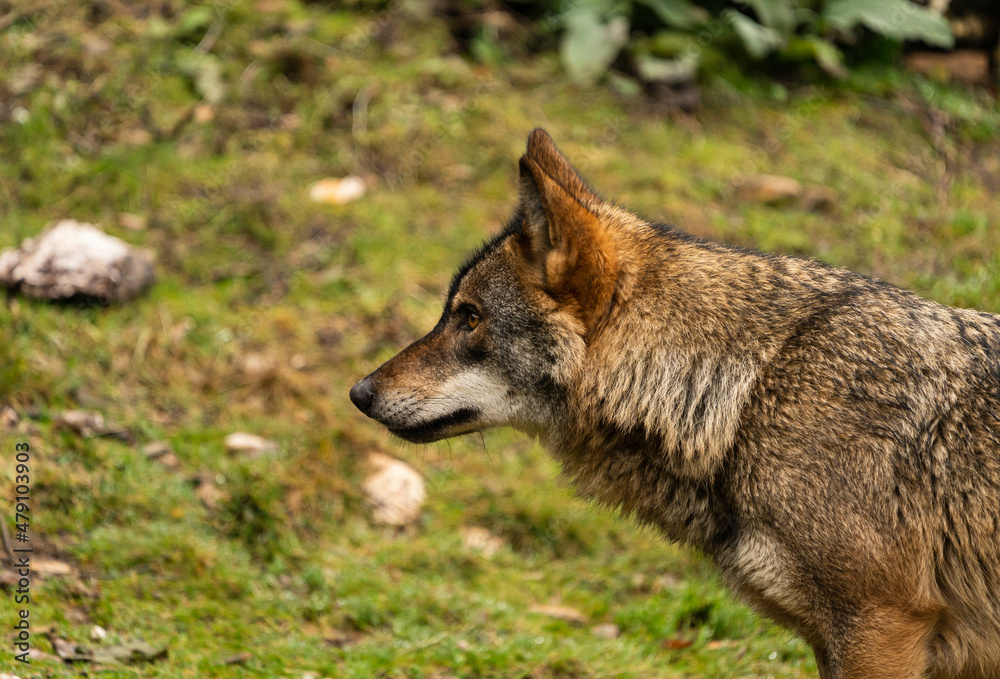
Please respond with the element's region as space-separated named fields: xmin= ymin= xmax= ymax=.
xmin=349 ymin=129 xmax=622 ymax=443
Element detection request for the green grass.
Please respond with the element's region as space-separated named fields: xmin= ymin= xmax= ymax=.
xmin=2 ymin=1 xmax=1000 ymax=677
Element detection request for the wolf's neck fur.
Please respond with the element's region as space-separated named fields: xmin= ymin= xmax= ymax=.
xmin=547 ymin=222 xmax=833 ymax=546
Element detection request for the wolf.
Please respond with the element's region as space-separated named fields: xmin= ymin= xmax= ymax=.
xmin=350 ymin=129 xmax=1000 ymax=678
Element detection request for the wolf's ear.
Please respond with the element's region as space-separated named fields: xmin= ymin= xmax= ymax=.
xmin=516 ymin=129 xmax=617 ymax=336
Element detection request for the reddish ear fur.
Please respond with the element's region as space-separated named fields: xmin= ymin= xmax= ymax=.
xmin=517 ymin=129 xmax=617 ymax=337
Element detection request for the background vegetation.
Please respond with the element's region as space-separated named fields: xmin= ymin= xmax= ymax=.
xmin=1 ymin=0 xmax=999 ymax=677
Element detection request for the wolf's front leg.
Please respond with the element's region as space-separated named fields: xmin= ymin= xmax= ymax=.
xmin=821 ymin=608 xmax=933 ymax=679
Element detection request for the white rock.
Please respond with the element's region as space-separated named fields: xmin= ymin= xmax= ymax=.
xmin=362 ymin=452 xmax=425 ymax=526
xmin=0 ymin=220 xmax=154 ymax=302
xmin=90 ymin=625 xmax=107 ymax=641
xmin=224 ymin=432 xmax=278 ymax=457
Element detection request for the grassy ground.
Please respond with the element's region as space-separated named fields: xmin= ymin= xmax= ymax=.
xmin=2 ymin=1 xmax=1000 ymax=677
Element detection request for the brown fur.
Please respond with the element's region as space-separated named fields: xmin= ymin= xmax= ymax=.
xmin=351 ymin=130 xmax=1000 ymax=678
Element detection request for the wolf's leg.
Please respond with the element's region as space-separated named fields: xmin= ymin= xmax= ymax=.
xmin=824 ymin=609 xmax=933 ymax=679
xmin=813 ymin=644 xmax=832 ymax=679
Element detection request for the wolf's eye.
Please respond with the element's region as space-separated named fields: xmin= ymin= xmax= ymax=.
xmin=462 ymin=310 xmax=480 ymax=331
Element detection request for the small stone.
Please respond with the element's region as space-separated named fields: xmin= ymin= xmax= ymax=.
xmin=0 ymin=220 xmax=155 ymax=302
xmin=799 ymin=184 xmax=837 ymax=213
xmin=736 ymin=174 xmax=802 ymax=206
xmin=90 ymin=625 xmax=107 ymax=641
xmin=223 ymin=652 xmax=252 ymax=665
xmin=50 ymin=637 xmax=83 ymax=660
xmin=81 ymin=34 xmax=111 ymax=57
xmin=143 ymin=440 xmax=173 ymax=459
xmin=0 ymin=405 xmax=19 ymax=429
xmin=362 ymin=452 xmax=425 ymax=527
xmin=655 ymin=573 xmax=683 ymax=591
xmin=56 ymin=410 xmax=106 ymax=437
xmin=224 ymin=432 xmax=278 ymax=457
xmin=168 ymin=318 xmax=196 ymax=345
xmin=590 ymin=623 xmax=620 ymax=639
xmin=323 ymin=630 xmax=361 ymax=648
xmin=194 ymin=474 xmax=227 ymax=509
xmin=66 ymin=606 xmax=90 ymax=624
xmin=460 ymin=526 xmax=504 ymax=557
xmin=238 ymin=352 xmax=276 ymax=378
xmin=157 ymin=453 xmax=182 ymax=470
xmin=315 ymin=326 xmax=342 ymax=347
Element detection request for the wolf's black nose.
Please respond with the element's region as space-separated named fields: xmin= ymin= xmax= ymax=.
xmin=350 ymin=376 xmax=375 ymax=415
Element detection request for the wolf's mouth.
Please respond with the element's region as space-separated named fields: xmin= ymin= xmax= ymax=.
xmin=386 ymin=408 xmax=480 ymax=444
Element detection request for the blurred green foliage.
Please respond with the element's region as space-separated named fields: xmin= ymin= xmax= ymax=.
xmin=468 ymin=0 xmax=954 ymax=85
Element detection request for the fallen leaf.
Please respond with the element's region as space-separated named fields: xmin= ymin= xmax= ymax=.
xmin=736 ymin=174 xmax=802 ymax=205
xmin=590 ymin=623 xmax=620 ymax=639
xmin=117 ymin=213 xmax=147 ymax=231
xmin=800 ymin=184 xmax=837 ymax=213
xmin=323 ymin=630 xmax=362 ymax=648
xmin=56 ymin=410 xmax=107 ymax=437
xmin=223 ymin=651 xmax=252 ymax=665
xmin=65 ymin=607 xmax=89 ymax=624
xmin=193 ymin=474 xmax=227 ymax=509
xmin=194 ymin=104 xmax=215 ymax=123
xmin=49 ymin=636 xmax=167 ymax=664
xmin=81 ymin=33 xmax=112 ymax=56
xmin=33 ymin=559 xmax=72 ymax=577
xmin=144 ymin=441 xmax=171 ymax=458
xmin=906 ymin=50 xmax=991 ymax=85
xmin=662 ymin=637 xmax=693 ymax=650
xmin=1 ymin=405 xmax=20 ymax=429
xmin=118 ymin=127 xmax=153 ymax=146
xmin=705 ymin=639 xmax=736 ymax=650
xmin=528 ymin=604 xmax=588 ymax=625
xmin=24 ymin=648 xmax=62 ymax=663
xmin=50 ymin=637 xmax=90 ymax=661
xmin=308 ymin=176 xmax=366 ymax=205
xmin=142 ymin=441 xmax=181 ymax=470
xmin=90 ymin=640 xmax=167 ymax=663
xmin=224 ymin=432 xmax=278 ymax=457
